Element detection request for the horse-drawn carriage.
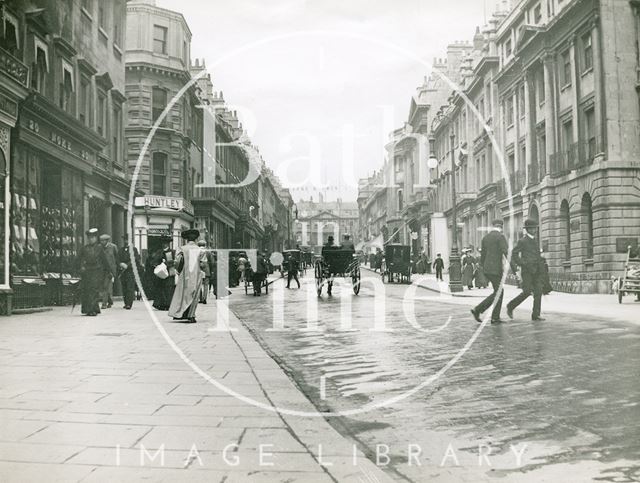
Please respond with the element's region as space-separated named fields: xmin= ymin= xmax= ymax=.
xmin=315 ymin=248 xmax=361 ymax=296
xmin=381 ymin=244 xmax=412 ymax=284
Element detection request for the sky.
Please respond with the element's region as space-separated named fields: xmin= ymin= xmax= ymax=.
xmin=157 ymin=0 xmax=501 ymax=202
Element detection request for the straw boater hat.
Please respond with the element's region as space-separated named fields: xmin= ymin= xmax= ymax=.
xmin=86 ymin=228 xmax=98 ymax=236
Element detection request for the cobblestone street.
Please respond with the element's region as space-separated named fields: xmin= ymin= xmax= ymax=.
xmin=230 ymin=271 xmax=640 ymax=482
xmin=1 ymin=271 xmax=639 ymax=482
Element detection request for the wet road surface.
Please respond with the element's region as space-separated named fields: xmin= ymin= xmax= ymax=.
xmin=228 ymin=269 xmax=640 ymax=482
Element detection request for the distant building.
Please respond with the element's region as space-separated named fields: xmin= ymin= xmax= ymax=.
xmin=294 ymin=197 xmax=359 ymax=253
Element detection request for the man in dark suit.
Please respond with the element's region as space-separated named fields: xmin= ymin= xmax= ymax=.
xmin=471 ymin=220 xmax=508 ymax=323
xmin=506 ymin=218 xmax=545 ymax=321
xmin=117 ymin=239 xmax=142 ymax=310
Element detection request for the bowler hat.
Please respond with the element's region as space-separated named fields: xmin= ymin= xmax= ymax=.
xmin=524 ymin=218 xmax=539 ymax=229
xmin=181 ymin=228 xmax=200 ymax=241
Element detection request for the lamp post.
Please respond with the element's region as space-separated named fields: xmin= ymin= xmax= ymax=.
xmin=448 ymin=132 xmax=463 ymax=292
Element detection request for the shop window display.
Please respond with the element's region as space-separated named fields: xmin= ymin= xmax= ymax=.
xmin=11 ymin=146 xmax=84 ymax=278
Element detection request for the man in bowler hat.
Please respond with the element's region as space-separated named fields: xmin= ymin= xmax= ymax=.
xmin=506 ymin=218 xmax=545 ymax=321
xmin=471 ymin=220 xmax=509 ymax=323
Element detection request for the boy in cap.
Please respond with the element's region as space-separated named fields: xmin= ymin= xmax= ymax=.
xmin=99 ymin=234 xmax=118 ymax=308
xmin=432 ymin=253 xmax=444 ymax=281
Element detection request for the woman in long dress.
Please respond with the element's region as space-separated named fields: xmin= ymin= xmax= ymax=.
xmin=152 ymin=237 xmax=176 ymax=311
xmin=169 ymin=229 xmax=207 ymax=323
xmin=461 ymin=249 xmax=476 ymax=289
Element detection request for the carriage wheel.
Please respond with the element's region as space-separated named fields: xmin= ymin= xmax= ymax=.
xmin=618 ymin=290 xmax=623 ymax=304
xmin=352 ymin=266 xmax=361 ymax=295
xmin=315 ymin=262 xmax=323 ymax=296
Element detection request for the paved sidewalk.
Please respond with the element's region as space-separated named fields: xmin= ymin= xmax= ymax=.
xmin=0 ymin=297 xmax=393 ymax=482
xmin=364 ymin=266 xmax=640 ymax=325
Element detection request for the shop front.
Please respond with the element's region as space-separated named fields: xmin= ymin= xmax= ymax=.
xmin=133 ymin=195 xmax=194 ymax=262
xmin=10 ymin=95 xmax=104 ymax=310
xmin=0 ymin=46 xmax=29 ymax=314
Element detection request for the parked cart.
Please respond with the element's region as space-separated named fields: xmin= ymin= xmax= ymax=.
xmin=617 ymin=246 xmax=640 ymax=304
xmin=381 ymin=244 xmax=412 ymax=284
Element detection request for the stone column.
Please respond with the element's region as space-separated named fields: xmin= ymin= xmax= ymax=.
xmin=83 ymin=194 xmax=90 ymax=237
xmin=543 ymin=53 xmax=556 ymax=176
xmin=569 ymin=36 xmax=580 ymax=153
xmin=112 ymin=205 xmax=124 ymax=244
xmin=523 ymin=71 xmax=533 ymax=185
xmin=590 ymin=16 xmax=605 ymax=155
xmin=103 ymin=201 xmax=112 ymax=236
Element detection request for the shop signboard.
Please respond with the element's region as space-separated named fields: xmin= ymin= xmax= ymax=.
xmin=135 ymin=195 xmax=194 ymax=214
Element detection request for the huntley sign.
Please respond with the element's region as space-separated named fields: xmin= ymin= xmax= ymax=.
xmin=134 ymin=196 xmax=194 ymax=214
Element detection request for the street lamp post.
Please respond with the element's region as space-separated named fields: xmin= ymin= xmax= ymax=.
xmin=448 ymin=132 xmax=463 ymax=293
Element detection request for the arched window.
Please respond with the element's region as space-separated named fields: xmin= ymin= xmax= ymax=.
xmin=560 ymin=200 xmax=571 ymax=261
xmin=581 ymin=193 xmax=593 ymax=259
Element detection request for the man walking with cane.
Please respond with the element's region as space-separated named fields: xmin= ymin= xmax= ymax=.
xmin=471 ymin=220 xmax=508 ymax=324
xmin=506 ymin=218 xmax=545 ymax=321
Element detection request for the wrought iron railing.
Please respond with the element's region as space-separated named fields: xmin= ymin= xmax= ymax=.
xmin=0 ymin=46 xmax=28 ymax=87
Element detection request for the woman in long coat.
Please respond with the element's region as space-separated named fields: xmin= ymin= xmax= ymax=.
xmin=151 ymin=236 xmax=176 ymax=311
xmin=79 ymin=228 xmax=111 ymax=316
xmin=169 ymin=229 xmax=207 ymax=323
xmin=461 ymin=249 xmax=476 ymax=289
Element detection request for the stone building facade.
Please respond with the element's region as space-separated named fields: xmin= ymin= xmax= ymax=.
xmin=294 ymin=197 xmax=359 ymax=254
xmin=125 ymin=0 xmax=203 ymax=258
xmin=2 ymin=0 xmax=129 ymax=312
xmin=360 ymin=0 xmax=640 ymax=293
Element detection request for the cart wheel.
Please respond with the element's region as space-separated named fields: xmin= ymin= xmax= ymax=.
xmin=352 ymin=266 xmax=361 ymax=295
xmin=315 ymin=262 xmax=323 ymax=296
xmin=618 ymin=290 xmax=623 ymax=304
